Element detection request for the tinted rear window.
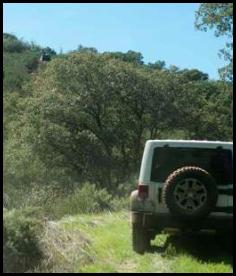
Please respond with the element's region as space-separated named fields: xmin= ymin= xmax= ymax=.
xmin=151 ymin=147 xmax=232 ymax=184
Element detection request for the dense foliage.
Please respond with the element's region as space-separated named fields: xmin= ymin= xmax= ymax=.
xmin=3 ymin=33 xmax=56 ymax=92
xmin=195 ymin=3 xmax=233 ymax=81
xmin=3 ymin=208 xmax=44 ymax=272
xmin=3 ymin=33 xmax=232 ymax=204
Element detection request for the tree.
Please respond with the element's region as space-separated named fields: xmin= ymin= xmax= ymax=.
xmin=77 ymin=44 xmax=98 ymax=53
xmin=173 ymin=80 xmax=232 ymax=140
xmin=147 ymin=60 xmax=166 ymax=70
xmin=3 ymin=33 xmax=30 ymax=53
xmin=3 ymin=34 xmax=57 ymax=91
xmin=178 ymin=69 xmax=209 ymax=82
xmin=195 ymin=3 xmax=233 ymax=81
xmin=168 ymin=65 xmax=179 ymax=73
xmin=20 ymin=54 xmax=145 ymax=189
xmin=19 ymin=52 xmax=187 ymax=189
xmin=103 ymin=50 xmax=144 ymax=65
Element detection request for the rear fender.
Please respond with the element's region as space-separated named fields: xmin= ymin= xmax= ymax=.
xmin=130 ymin=190 xmax=155 ymax=212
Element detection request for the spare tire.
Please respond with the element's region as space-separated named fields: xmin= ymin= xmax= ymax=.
xmin=162 ymin=166 xmax=218 ymax=220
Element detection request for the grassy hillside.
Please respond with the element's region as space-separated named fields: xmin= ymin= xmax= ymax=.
xmin=37 ymin=212 xmax=232 ymax=273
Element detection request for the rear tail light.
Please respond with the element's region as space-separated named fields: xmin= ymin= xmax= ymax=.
xmin=138 ymin=184 xmax=149 ymax=199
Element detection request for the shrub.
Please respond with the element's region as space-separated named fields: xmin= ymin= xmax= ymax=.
xmin=110 ymin=196 xmax=130 ymax=211
xmin=49 ymin=183 xmax=113 ymax=219
xmin=3 ymin=207 xmax=44 ymax=272
xmin=3 ymin=180 xmax=64 ymax=211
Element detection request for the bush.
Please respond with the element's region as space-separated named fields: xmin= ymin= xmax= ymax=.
xmin=48 ymin=182 xmax=133 ymax=219
xmin=49 ymin=183 xmax=113 ymax=219
xmin=110 ymin=196 xmax=130 ymax=211
xmin=4 ymin=177 xmax=132 ymax=221
xmin=3 ymin=207 xmax=44 ymax=272
xmin=3 ymin=180 xmax=65 ymax=211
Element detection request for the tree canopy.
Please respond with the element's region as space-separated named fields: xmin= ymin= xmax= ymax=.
xmin=195 ymin=3 xmax=233 ymax=81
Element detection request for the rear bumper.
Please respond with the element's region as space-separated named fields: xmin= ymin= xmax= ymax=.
xmin=131 ymin=211 xmax=233 ymax=233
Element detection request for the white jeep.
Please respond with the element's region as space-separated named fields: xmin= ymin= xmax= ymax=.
xmin=130 ymin=140 xmax=233 ymax=253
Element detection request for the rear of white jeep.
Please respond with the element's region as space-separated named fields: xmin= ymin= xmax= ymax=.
xmin=130 ymin=140 xmax=233 ymax=254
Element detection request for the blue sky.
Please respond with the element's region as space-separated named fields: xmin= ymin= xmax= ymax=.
xmin=3 ymin=3 xmax=228 ymax=79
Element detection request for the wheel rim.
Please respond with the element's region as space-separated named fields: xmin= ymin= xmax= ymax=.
xmin=173 ymin=178 xmax=207 ymax=212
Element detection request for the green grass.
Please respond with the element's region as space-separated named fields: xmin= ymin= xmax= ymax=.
xmin=171 ymin=255 xmax=232 ymax=273
xmin=167 ymin=233 xmax=233 ymax=273
xmin=39 ymin=212 xmax=233 ymax=273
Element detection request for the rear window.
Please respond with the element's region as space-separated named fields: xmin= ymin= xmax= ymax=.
xmin=150 ymin=147 xmax=232 ymax=184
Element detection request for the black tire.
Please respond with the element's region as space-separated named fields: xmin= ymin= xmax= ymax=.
xmin=162 ymin=166 xmax=218 ymax=220
xmin=132 ymin=224 xmax=150 ymax=254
